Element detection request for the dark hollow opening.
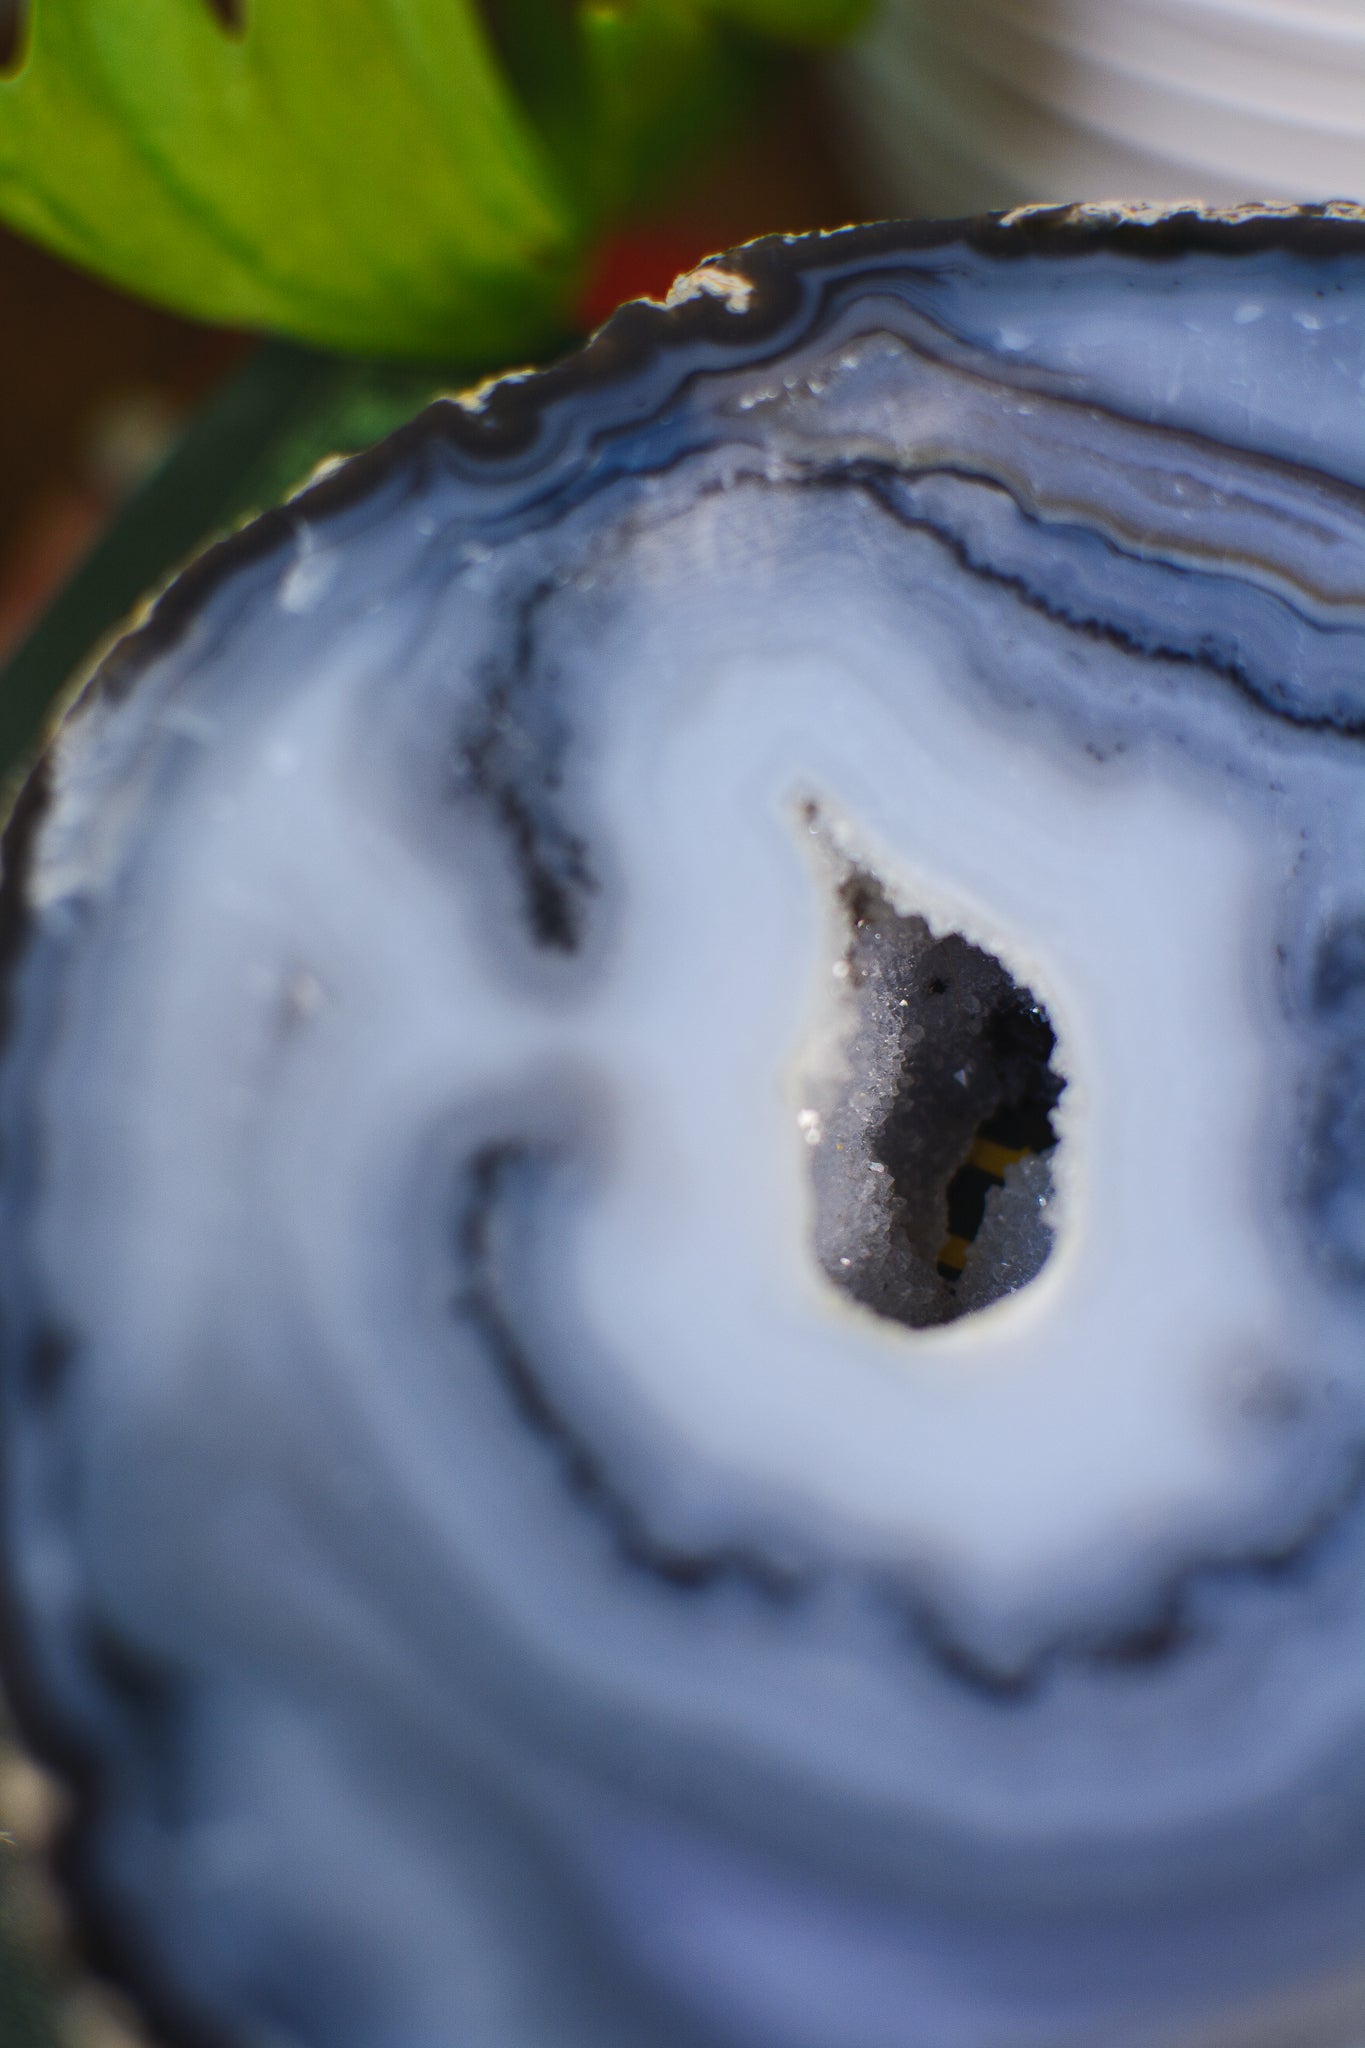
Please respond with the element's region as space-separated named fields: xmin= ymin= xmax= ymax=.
xmin=811 ymin=864 xmax=1065 ymax=1329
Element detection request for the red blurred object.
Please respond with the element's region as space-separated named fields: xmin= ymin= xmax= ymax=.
xmin=575 ymin=71 xmax=858 ymax=334
xmin=576 ymin=228 xmax=724 ymax=331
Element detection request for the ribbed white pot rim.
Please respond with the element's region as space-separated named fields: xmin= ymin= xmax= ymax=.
xmin=957 ymin=0 xmax=1365 ymax=47
xmin=916 ymin=14 xmax=1365 ymax=132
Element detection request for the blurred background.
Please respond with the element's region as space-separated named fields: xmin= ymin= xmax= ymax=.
xmin=2 ymin=1 xmax=1361 ymax=734
xmin=0 ymin=0 xmax=1360 ymax=2041
xmin=0 ymin=62 xmax=854 ymax=684
xmin=840 ymin=0 xmax=1365 ymax=221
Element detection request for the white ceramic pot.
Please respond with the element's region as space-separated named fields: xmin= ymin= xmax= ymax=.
xmin=833 ymin=0 xmax=1365 ymax=217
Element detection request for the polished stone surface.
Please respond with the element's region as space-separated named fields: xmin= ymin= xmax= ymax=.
xmin=1 ymin=206 xmax=1363 ymax=2048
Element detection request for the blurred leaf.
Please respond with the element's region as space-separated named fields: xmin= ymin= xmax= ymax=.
xmin=707 ymin=0 xmax=868 ymax=43
xmin=0 ymin=0 xmax=868 ymax=362
xmin=490 ymin=0 xmax=751 ymax=224
xmin=0 ymin=340 xmax=466 ymax=786
xmin=576 ymin=0 xmax=755 ymax=217
xmin=0 ymin=0 xmax=588 ymax=361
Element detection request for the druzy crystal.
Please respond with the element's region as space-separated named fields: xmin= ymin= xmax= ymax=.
xmin=0 ymin=205 xmax=1363 ymax=2048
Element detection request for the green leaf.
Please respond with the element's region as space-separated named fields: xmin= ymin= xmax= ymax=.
xmin=0 ymin=0 xmax=580 ymax=361
xmin=576 ymin=0 xmax=753 ymax=216
xmin=0 ymin=0 xmax=869 ymax=363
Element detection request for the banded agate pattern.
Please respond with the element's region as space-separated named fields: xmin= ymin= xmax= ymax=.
xmin=1 ymin=207 xmax=1363 ymax=2048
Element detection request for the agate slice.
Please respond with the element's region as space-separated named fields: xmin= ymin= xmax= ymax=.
xmin=1 ymin=204 xmax=1364 ymax=2048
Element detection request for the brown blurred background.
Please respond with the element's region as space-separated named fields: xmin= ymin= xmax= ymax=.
xmin=0 ymin=230 xmax=246 ymax=668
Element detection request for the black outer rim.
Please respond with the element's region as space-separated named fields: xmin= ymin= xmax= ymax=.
xmin=2 ymin=198 xmax=1365 ymax=2048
